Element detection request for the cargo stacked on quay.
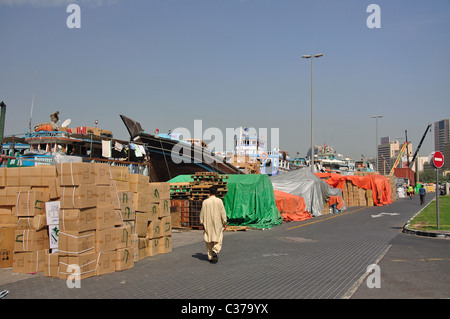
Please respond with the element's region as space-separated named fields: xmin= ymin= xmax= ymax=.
xmin=0 ymin=163 xmax=172 ymax=279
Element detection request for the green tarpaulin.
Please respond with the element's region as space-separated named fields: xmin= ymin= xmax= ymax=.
xmin=169 ymin=174 xmax=282 ymax=229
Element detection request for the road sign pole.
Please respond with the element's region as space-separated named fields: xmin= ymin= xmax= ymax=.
xmin=436 ymin=168 xmax=440 ymax=230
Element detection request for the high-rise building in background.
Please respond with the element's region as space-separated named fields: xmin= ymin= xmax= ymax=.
xmin=434 ymin=119 xmax=450 ymax=153
xmin=377 ymin=137 xmax=413 ymax=175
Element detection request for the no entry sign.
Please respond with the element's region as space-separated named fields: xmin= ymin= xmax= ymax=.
xmin=432 ymin=151 xmax=444 ymax=169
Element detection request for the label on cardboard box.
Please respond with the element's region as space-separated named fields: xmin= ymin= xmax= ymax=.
xmin=45 ymin=201 xmax=60 ymax=225
xmin=48 ymin=224 xmax=59 ymax=250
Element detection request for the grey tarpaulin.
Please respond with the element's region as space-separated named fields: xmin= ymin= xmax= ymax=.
xmin=270 ymin=168 xmax=346 ymax=217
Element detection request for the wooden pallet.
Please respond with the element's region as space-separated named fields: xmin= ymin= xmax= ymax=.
xmin=225 ymin=225 xmax=250 ymax=232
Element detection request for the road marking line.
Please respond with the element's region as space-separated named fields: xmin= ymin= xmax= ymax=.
xmin=286 ymin=207 xmax=368 ymax=230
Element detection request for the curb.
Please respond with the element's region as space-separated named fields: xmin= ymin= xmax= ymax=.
xmin=402 ymin=197 xmax=450 ymax=239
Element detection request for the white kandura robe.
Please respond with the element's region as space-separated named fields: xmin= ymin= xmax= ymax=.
xmin=200 ymin=195 xmax=227 ymax=257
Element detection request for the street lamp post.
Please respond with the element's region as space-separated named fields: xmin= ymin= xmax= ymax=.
xmin=302 ymin=53 xmax=323 ymax=172
xmin=371 ymin=115 xmax=383 ymax=172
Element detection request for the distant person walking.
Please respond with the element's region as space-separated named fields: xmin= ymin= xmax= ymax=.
xmin=200 ymin=186 xmax=227 ymax=264
xmin=407 ymin=185 xmax=414 ymax=199
xmin=419 ymin=184 xmax=426 ymax=205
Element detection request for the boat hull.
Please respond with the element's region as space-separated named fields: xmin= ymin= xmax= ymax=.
xmin=120 ymin=115 xmax=242 ymax=182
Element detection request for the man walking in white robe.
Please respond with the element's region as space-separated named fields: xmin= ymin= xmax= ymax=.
xmin=200 ymin=186 xmax=227 ymax=263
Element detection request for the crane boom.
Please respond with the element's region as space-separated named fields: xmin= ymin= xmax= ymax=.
xmin=409 ymin=123 xmax=432 ymax=166
xmin=0 ymin=101 xmax=6 ymax=148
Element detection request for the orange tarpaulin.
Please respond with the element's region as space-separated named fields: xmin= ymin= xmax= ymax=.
xmin=274 ymin=190 xmax=312 ymax=222
xmin=35 ymin=124 xmax=54 ymax=132
xmin=327 ymin=195 xmax=344 ymax=210
xmin=315 ymin=173 xmax=392 ymax=206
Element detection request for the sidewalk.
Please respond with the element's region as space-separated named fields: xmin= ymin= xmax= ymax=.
xmin=1 ymin=198 xmax=448 ymax=300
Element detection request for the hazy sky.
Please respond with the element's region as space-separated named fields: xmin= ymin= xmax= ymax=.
xmin=1 ymin=0 xmax=449 ymax=160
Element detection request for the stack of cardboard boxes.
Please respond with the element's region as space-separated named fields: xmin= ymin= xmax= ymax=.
xmin=0 ymin=163 xmax=172 ymax=280
xmin=342 ymin=181 xmax=374 ymax=207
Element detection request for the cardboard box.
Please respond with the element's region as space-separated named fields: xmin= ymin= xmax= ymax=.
xmin=13 ymin=249 xmax=46 ymax=274
xmin=109 ymin=166 xmax=130 ymax=183
xmin=95 ymin=228 xmax=117 ymax=252
xmin=129 ymin=174 xmax=149 ymax=193
xmin=57 ymin=162 xmax=95 ymax=186
xmin=96 ymin=185 xmax=112 ymax=207
xmin=96 ymin=250 xmax=116 ymax=276
xmin=0 ymin=225 xmax=16 ymax=268
xmin=58 ymin=230 xmax=95 ymax=256
xmin=109 ymin=167 xmax=130 ymax=191
xmin=159 ymin=236 xmax=172 ymax=254
xmin=111 ymin=190 xmax=133 ymax=210
xmin=17 ymin=215 xmax=47 ymax=231
xmin=114 ymin=209 xmax=123 ymax=226
xmin=45 ymin=250 xmax=59 ymax=277
xmin=159 ymin=199 xmax=171 ymax=218
xmin=14 ymin=229 xmax=49 ymax=252
xmin=138 ymin=237 xmax=151 ymax=259
xmin=0 ymin=167 xmax=6 ymax=187
xmin=116 ymin=225 xmax=132 ymax=249
xmin=4 ymin=187 xmax=30 ymax=206
xmin=120 ymin=204 xmax=136 ymax=221
xmin=123 ymin=220 xmax=135 ymax=235
xmin=0 ymin=206 xmax=17 ymax=224
xmin=93 ymin=163 xmax=111 ymax=186
xmin=159 ymin=216 xmax=172 ymax=236
xmin=148 ymin=202 xmax=159 ymax=221
xmin=148 ymin=182 xmax=170 ymax=202
xmin=26 ymin=166 xmax=57 ymax=187
xmin=59 ymin=207 xmax=97 ymax=232
xmin=96 ymin=205 xmax=115 ymax=230
xmin=133 ymin=192 xmax=150 ymax=212
xmin=146 ymin=219 xmax=161 ymax=239
xmin=135 ymin=212 xmax=149 ymax=237
xmin=148 ymin=238 xmax=160 ymax=257
xmin=58 ymin=251 xmax=97 ymax=280
xmin=115 ymin=248 xmax=134 ymax=271
xmin=6 ymin=167 xmax=20 ymax=187
xmin=59 ymin=185 xmax=97 ymax=209
xmin=15 ymin=190 xmax=48 ymax=217
xmin=130 ymin=233 xmax=139 ymax=262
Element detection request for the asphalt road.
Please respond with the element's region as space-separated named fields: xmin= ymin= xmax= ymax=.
xmin=0 ymin=194 xmax=448 ymax=306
